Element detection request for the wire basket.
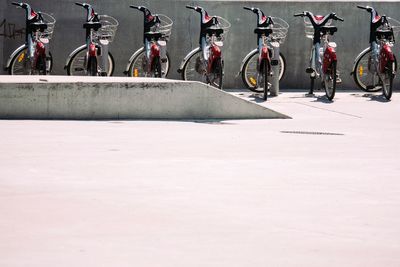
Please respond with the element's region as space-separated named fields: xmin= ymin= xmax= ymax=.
xmin=96 ymin=15 xmax=119 ymax=42
xmin=270 ymin=17 xmax=289 ymax=44
xmin=39 ymin=12 xmax=56 ymax=40
xmin=153 ymin=14 xmax=173 ymax=38
xmin=387 ymin=17 xmax=400 ymax=38
xmin=304 ymin=17 xmax=332 ymax=39
xmin=215 ymin=16 xmax=232 ymax=34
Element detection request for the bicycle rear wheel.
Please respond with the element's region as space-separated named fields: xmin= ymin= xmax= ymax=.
xmin=242 ymin=50 xmax=285 ymax=92
xmin=67 ymin=46 xmax=114 ymax=76
xmin=324 ymin=61 xmax=336 ymax=101
xmin=382 ymin=61 xmax=395 ymax=100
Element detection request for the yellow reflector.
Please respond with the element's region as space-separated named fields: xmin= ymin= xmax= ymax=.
xmin=359 ymin=65 xmax=363 ymax=76
xmin=134 ymin=68 xmax=139 ymax=77
xmin=249 ymin=77 xmax=257 ymax=86
xmin=18 ymin=52 xmax=25 ymax=63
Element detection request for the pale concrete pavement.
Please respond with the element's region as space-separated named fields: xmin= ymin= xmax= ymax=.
xmin=1 ymin=91 xmax=400 ymax=267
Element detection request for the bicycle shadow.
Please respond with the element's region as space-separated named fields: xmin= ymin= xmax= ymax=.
xmin=352 ymin=93 xmax=390 ymax=103
xmin=247 ymin=93 xmax=278 ymax=103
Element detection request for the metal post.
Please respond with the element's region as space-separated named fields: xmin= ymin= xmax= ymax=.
xmin=270 ymin=41 xmax=280 ymax=96
xmin=99 ymin=39 xmax=109 ymax=76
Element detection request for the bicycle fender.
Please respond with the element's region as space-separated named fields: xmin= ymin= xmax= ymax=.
xmin=5 ymin=44 xmax=28 ymax=70
xmin=351 ymin=47 xmax=371 ymax=74
xmin=124 ymin=47 xmax=145 ymax=74
xmin=177 ymin=47 xmax=201 ymax=73
xmin=64 ymin=44 xmax=87 ymax=69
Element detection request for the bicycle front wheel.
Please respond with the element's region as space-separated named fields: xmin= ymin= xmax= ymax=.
xmin=242 ymin=50 xmax=285 ymax=92
xmin=128 ymin=50 xmax=170 ymax=78
xmin=324 ymin=61 xmax=337 ymax=101
xmin=67 ymin=46 xmax=115 ymax=76
xmin=9 ymin=47 xmax=31 ymax=75
xmin=382 ymin=61 xmax=395 ymax=100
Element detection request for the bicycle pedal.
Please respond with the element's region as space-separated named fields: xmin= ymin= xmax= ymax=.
xmin=336 ymin=77 xmax=342 ymax=84
xmin=306 ymin=67 xmax=314 ymax=74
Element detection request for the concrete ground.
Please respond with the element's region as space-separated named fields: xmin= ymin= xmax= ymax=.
xmin=0 ymin=90 xmax=400 ymax=267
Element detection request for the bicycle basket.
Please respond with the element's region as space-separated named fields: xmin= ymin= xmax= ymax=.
xmin=153 ymin=14 xmax=173 ymax=39
xmin=270 ymin=17 xmax=289 ymax=44
xmin=39 ymin=12 xmax=56 ymax=40
xmin=96 ymin=15 xmax=119 ymax=42
xmin=304 ymin=17 xmax=332 ymax=39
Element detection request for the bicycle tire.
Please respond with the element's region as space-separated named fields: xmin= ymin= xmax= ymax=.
xmin=212 ymin=58 xmax=224 ymax=89
xmin=241 ymin=50 xmax=286 ymax=92
xmin=67 ymin=46 xmax=115 ymax=76
xmin=87 ymin=56 xmax=98 ymax=76
xmin=181 ymin=49 xmax=208 ymax=84
xmin=152 ymin=56 xmax=162 ymax=78
xmin=37 ymin=55 xmax=47 ymax=75
xmin=382 ymin=61 xmax=394 ymax=100
xmin=128 ymin=50 xmax=170 ymax=78
xmin=324 ymin=61 xmax=336 ymax=101
xmin=263 ymin=59 xmax=268 ymax=101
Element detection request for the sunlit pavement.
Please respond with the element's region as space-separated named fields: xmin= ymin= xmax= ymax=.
xmin=1 ymin=90 xmax=399 ymax=267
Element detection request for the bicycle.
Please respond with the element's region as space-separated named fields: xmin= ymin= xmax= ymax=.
xmin=178 ymin=5 xmax=231 ymax=89
xmin=294 ymin=11 xmax=343 ymax=101
xmin=351 ymin=6 xmax=399 ymax=100
xmin=6 ymin=2 xmax=55 ymax=75
xmin=240 ymin=6 xmax=288 ymax=100
xmin=124 ymin=6 xmax=172 ymax=78
xmin=65 ymin=2 xmax=118 ymax=76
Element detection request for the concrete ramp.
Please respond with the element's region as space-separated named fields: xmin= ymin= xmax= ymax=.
xmin=0 ymin=76 xmax=289 ymax=120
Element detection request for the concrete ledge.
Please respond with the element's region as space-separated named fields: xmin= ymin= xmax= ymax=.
xmin=0 ymin=76 xmax=290 ymax=120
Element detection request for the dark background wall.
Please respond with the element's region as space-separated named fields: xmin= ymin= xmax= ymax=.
xmin=1 ymin=0 xmax=400 ymax=89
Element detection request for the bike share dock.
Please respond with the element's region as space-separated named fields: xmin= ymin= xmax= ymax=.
xmin=0 ymin=76 xmax=289 ymax=120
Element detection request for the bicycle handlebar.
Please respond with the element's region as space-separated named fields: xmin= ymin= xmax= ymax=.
xmin=294 ymin=13 xmax=304 ymax=17
xmin=130 ymin=5 xmax=140 ymax=10
xmin=357 ymin=5 xmax=368 ymax=10
xmin=75 ymin=2 xmax=85 ymax=7
xmin=335 ymin=16 xmax=344 ymax=22
xmin=243 ymin=6 xmax=253 ymax=11
xmin=186 ymin=5 xmax=196 ymax=10
xmin=12 ymin=2 xmax=21 ymax=7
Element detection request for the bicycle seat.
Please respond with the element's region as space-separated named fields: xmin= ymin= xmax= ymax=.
xmin=30 ymin=22 xmax=48 ymax=32
xmin=320 ymin=26 xmax=337 ymax=35
xmin=254 ymin=27 xmax=273 ymax=36
xmin=83 ymin=22 xmax=102 ymax=31
xmin=376 ymin=29 xmax=394 ymax=40
xmin=144 ymin=31 xmax=163 ymax=41
xmin=204 ymin=27 xmax=224 ymax=36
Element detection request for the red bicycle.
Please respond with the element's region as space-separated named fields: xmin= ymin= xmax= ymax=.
xmin=295 ymin=11 xmax=343 ymax=100
xmin=6 ymin=2 xmax=55 ymax=75
xmin=351 ymin=6 xmax=399 ymax=100
xmin=125 ymin=5 xmax=172 ymax=78
xmin=178 ymin=5 xmax=231 ymax=89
